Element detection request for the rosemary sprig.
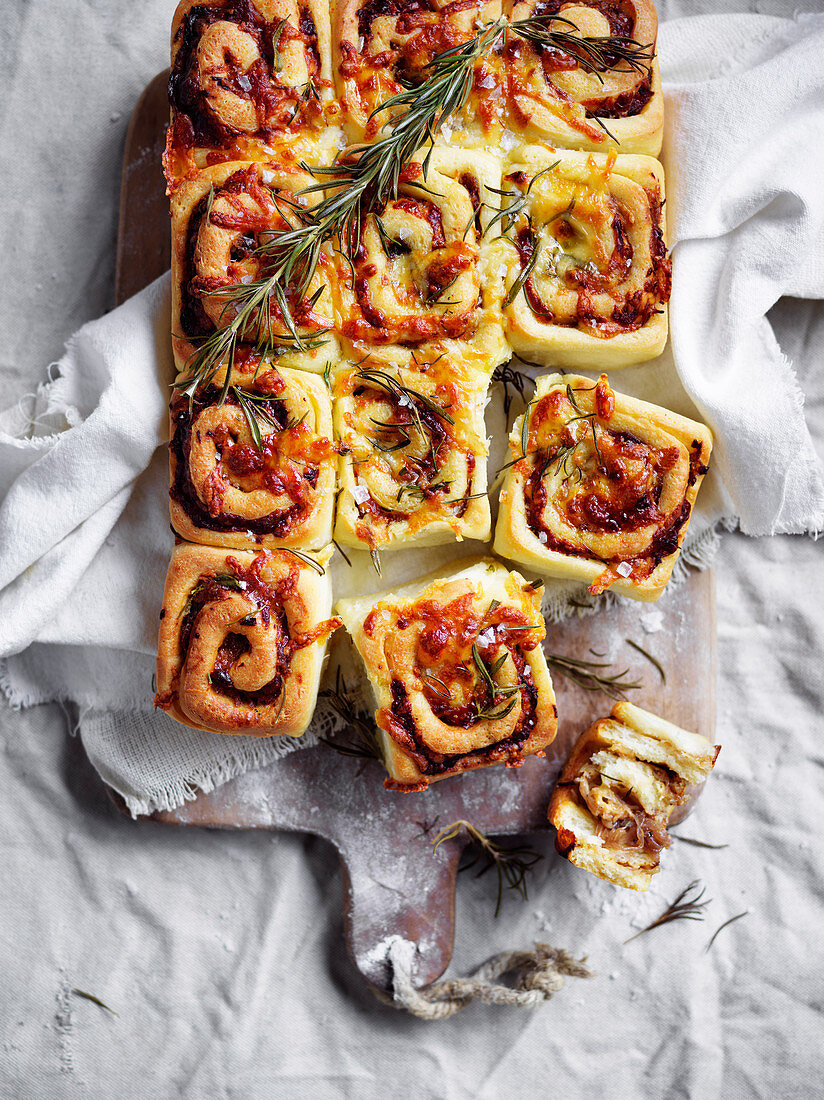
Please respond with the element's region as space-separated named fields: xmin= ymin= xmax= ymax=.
xmin=626 ymin=639 xmax=667 ymax=683
xmin=356 ymin=368 xmax=455 ymax=426
xmin=231 ymin=385 xmax=282 ymax=451
xmin=415 ymin=815 xmax=441 ymax=838
xmin=491 ymin=362 xmax=535 ymax=421
xmin=624 ymin=881 xmax=711 ymax=943
xmin=176 ymin=276 xmax=330 ymax=400
xmin=705 ymin=911 xmax=749 ymax=952
xmin=71 ymin=990 xmax=119 ymax=1017
xmin=512 ymin=14 xmax=654 ymax=79
xmin=318 ymin=669 xmax=382 ymax=761
xmin=485 ymin=162 xmax=560 ymax=240
xmin=545 ymin=651 xmax=641 ymax=700
xmin=433 ymin=820 xmax=543 ymax=918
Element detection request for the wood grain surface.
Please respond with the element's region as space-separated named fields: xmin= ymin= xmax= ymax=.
xmin=112 ymin=71 xmax=717 ymax=995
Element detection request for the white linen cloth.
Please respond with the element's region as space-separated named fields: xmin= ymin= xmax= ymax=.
xmin=1 ymin=12 xmax=823 ymax=817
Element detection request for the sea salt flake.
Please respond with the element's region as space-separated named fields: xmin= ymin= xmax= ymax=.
xmin=357 ymin=35 xmax=365 ymax=51
xmin=479 ymin=74 xmax=497 ymax=90
xmin=538 ymin=530 xmax=548 ymax=544
xmin=351 ymin=485 xmax=370 ymax=504
xmin=478 ymin=628 xmax=496 ymax=646
xmin=641 ymin=610 xmax=664 ymax=634
xmin=501 ymin=130 xmax=518 ymax=151
xmin=237 ymin=74 xmax=252 ymax=93
xmin=616 ymin=561 xmax=632 ymax=578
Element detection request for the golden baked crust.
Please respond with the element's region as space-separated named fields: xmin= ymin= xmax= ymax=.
xmin=548 ymin=702 xmax=720 ymax=890
xmin=331 ymin=145 xmax=508 ymax=370
xmin=333 ymin=0 xmax=504 ymax=145
xmin=494 ymin=373 xmax=712 ymax=601
xmin=166 ymin=0 xmax=339 ymax=186
xmin=503 ymin=0 xmax=664 ymax=156
xmin=169 ymin=357 xmax=336 ymax=550
xmin=336 ymin=557 xmax=557 ymax=789
xmin=333 ymin=355 xmax=491 ymax=552
xmin=155 ymin=543 xmax=340 ymax=736
xmin=488 ymin=148 xmax=670 ymax=368
xmin=170 ymin=161 xmax=339 ymax=376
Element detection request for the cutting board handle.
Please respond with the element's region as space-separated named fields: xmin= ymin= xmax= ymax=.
xmin=340 ymin=834 xmax=464 ymax=993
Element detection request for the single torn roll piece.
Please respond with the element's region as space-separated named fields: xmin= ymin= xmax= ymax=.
xmin=337 ymin=557 xmax=557 ymax=790
xmin=156 ymin=543 xmax=340 ymax=736
xmin=548 ymin=702 xmax=720 ymax=891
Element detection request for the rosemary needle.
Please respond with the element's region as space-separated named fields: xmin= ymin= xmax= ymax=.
xmin=318 ymin=669 xmax=382 ymax=762
xmin=705 ymin=911 xmax=749 ymax=952
xmin=71 ymin=990 xmax=119 ymax=1017
xmin=626 ymin=639 xmax=667 ymax=683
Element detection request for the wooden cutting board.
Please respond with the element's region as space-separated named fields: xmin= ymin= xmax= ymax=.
xmin=112 ymin=71 xmax=716 ymax=996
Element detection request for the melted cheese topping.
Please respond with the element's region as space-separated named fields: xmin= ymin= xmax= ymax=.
xmin=336 ymin=0 xmax=504 ymax=141
xmin=362 ymin=570 xmax=548 ymax=764
xmin=503 ymin=154 xmax=670 ymax=336
xmin=333 ymin=358 xmax=488 ymax=547
xmin=184 ymin=164 xmax=335 ymax=344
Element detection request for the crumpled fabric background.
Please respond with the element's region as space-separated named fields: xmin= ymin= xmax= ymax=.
xmin=1 ymin=1 xmax=823 ymax=1096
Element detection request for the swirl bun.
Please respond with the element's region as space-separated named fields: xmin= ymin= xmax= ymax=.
xmin=489 ymin=147 xmax=670 ymax=367
xmin=504 ymin=0 xmax=663 ymax=155
xmin=156 ymin=544 xmax=340 ymax=735
xmin=166 ymin=0 xmax=338 ymax=183
xmin=169 ymin=357 xmax=337 ymax=549
xmin=494 ymin=373 xmax=713 ymax=601
xmin=171 ymin=161 xmax=339 ymax=375
xmin=333 ymin=355 xmax=490 ymax=551
xmin=337 ymin=557 xmax=557 ymax=789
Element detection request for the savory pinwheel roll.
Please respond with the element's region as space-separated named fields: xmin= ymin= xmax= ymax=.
xmin=166 ymin=0 xmax=337 ymax=184
xmin=336 ymin=558 xmax=557 ymax=790
xmin=332 ymin=146 xmax=507 ymax=366
xmin=489 ymin=148 xmax=670 ymax=367
xmin=169 ymin=356 xmax=336 ymax=550
xmin=549 ymin=702 xmax=720 ymax=890
xmin=171 ymin=161 xmax=338 ymax=377
xmin=333 ymin=356 xmax=490 ymax=552
xmin=503 ymin=0 xmax=664 ymax=155
xmin=494 ymin=373 xmax=713 ymax=601
xmin=156 ymin=543 xmax=340 ymax=736
xmin=333 ymin=0 xmax=504 ymax=145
